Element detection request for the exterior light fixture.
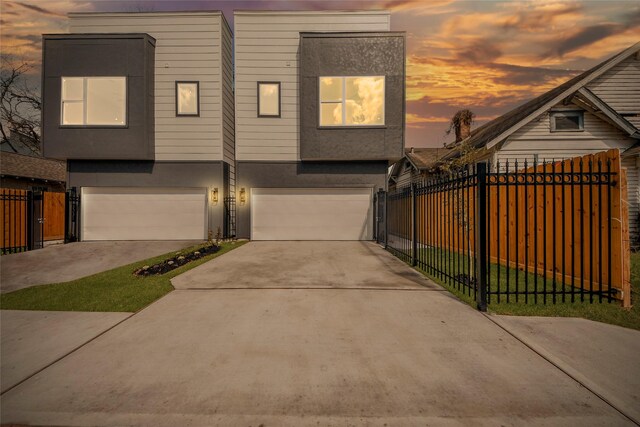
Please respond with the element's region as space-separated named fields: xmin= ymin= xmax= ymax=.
xmin=239 ymin=188 xmax=246 ymax=204
xmin=211 ymin=187 xmax=218 ymax=203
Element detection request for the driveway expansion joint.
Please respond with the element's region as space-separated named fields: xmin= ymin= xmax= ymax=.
xmin=483 ymin=313 xmax=640 ymax=426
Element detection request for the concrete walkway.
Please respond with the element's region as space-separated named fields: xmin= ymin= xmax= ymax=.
xmin=173 ymin=241 xmax=436 ymax=290
xmin=1 ymin=240 xmax=200 ymax=293
xmin=492 ymin=315 xmax=640 ymax=424
xmin=1 ymin=242 xmax=637 ymax=426
xmin=1 ymin=310 xmax=131 ymax=393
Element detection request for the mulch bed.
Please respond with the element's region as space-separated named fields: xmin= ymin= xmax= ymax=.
xmin=134 ymin=244 xmax=220 ymax=276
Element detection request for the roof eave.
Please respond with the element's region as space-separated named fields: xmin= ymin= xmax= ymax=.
xmin=485 ymin=42 xmax=640 ymax=150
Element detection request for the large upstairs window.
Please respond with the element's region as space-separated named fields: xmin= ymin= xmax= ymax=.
xmin=61 ymin=77 xmax=126 ymax=126
xmin=319 ymin=76 xmax=385 ymax=127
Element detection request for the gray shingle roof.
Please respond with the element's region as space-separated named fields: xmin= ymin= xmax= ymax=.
xmin=406 ymin=147 xmax=450 ymax=170
xmin=0 ymin=152 xmax=66 ymax=183
xmin=442 ymin=42 xmax=640 ymax=161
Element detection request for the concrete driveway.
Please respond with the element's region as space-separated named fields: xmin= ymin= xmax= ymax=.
xmin=1 ymin=240 xmax=200 ymax=293
xmin=1 ymin=242 xmax=637 ymax=426
xmin=173 ymin=241 xmax=437 ymax=290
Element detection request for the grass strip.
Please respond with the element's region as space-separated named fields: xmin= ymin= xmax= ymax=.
xmin=412 ymin=249 xmax=639 ymax=330
xmin=0 ymin=241 xmax=247 ymax=312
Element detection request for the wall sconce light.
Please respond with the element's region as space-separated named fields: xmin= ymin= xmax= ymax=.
xmin=211 ymin=187 xmax=218 ymax=204
xmin=239 ymin=187 xmax=246 ymax=205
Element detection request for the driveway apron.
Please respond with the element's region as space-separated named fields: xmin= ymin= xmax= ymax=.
xmin=0 ymin=242 xmax=634 ymax=426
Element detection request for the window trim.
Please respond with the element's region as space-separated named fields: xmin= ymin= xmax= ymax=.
xmin=550 ymin=110 xmax=584 ymax=132
xmin=59 ymin=76 xmax=128 ymax=128
xmin=175 ymin=81 xmax=200 ymax=117
xmin=257 ymin=81 xmax=281 ymax=118
xmin=318 ymin=76 xmax=386 ymax=128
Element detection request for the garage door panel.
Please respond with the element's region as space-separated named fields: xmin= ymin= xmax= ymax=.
xmin=251 ymin=188 xmax=372 ymax=241
xmin=82 ymin=187 xmax=206 ymax=241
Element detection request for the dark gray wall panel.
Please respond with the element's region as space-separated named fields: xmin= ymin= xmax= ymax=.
xmin=235 ymin=161 xmax=387 ymax=238
xmin=42 ymin=34 xmax=155 ymax=161
xmin=299 ymin=32 xmax=405 ymax=162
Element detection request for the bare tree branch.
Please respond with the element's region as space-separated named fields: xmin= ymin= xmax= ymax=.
xmin=1 ymin=54 xmax=41 ymax=155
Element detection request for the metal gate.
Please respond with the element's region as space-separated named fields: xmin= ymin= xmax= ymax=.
xmin=1 ymin=189 xmax=44 ymax=254
xmin=224 ymin=196 xmax=236 ymax=239
xmin=373 ymin=189 xmax=386 ymax=245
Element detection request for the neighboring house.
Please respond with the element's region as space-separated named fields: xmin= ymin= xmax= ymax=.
xmin=234 ymin=11 xmax=405 ymax=240
xmin=388 ymin=147 xmax=450 ymax=190
xmin=0 ymin=152 xmax=66 ymax=192
xmin=42 ymin=11 xmax=234 ymax=241
xmin=436 ymin=42 xmax=640 ymax=239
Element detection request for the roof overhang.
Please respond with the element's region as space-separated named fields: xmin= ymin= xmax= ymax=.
xmin=483 ymin=42 xmax=640 ymax=150
xmin=571 ymin=87 xmax=639 ymax=138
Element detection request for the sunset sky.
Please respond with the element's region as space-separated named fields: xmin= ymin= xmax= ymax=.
xmin=1 ymin=0 xmax=639 ymax=147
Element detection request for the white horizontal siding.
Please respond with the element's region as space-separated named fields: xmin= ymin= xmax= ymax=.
xmin=69 ymin=13 xmax=227 ymax=162
xmin=234 ymin=11 xmax=390 ymax=161
xmin=498 ymin=107 xmax=636 ymax=164
xmin=588 ymin=55 xmax=640 ymax=116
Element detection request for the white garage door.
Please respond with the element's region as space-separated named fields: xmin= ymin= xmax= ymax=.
xmin=251 ymin=188 xmax=373 ymax=240
xmin=82 ymin=187 xmax=206 ymax=241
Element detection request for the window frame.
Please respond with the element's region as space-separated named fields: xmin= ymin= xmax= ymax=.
xmin=175 ymin=81 xmax=200 ymax=117
xmin=257 ymin=81 xmax=281 ymax=118
xmin=59 ymin=76 xmax=128 ymax=128
xmin=550 ymin=110 xmax=584 ymax=132
xmin=318 ymin=76 xmax=386 ymax=128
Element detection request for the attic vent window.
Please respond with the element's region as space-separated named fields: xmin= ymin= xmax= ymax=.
xmin=550 ymin=111 xmax=584 ymax=132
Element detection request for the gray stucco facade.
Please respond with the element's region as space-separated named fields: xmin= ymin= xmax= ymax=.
xmin=299 ymin=32 xmax=405 ymax=162
xmin=42 ymin=34 xmax=155 ymax=161
xmin=235 ymin=161 xmax=387 ymax=238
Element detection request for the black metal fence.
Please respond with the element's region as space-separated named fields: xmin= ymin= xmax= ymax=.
xmin=224 ymin=196 xmax=236 ymax=239
xmin=382 ymin=151 xmax=629 ymax=309
xmin=2 ymin=189 xmax=81 ymax=255
xmin=1 ymin=189 xmax=44 ymax=255
xmin=65 ymin=188 xmax=81 ymax=243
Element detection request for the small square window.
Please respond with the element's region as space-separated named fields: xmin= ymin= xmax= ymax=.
xmin=176 ymin=81 xmax=199 ymax=116
xmin=550 ymin=111 xmax=584 ymax=132
xmin=258 ymin=82 xmax=280 ymax=117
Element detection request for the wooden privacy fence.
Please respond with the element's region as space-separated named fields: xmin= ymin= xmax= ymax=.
xmin=385 ymin=149 xmax=631 ymax=308
xmin=1 ymin=189 xmax=67 ymax=254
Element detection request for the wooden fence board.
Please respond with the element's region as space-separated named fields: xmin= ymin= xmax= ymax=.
xmin=388 ymin=149 xmax=629 ymax=305
xmin=44 ymin=192 xmax=65 ymax=241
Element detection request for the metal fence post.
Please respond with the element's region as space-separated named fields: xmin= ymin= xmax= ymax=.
xmin=26 ymin=190 xmax=34 ymax=251
xmin=411 ymin=183 xmax=418 ymax=266
xmin=384 ymin=189 xmax=388 ymax=249
xmin=476 ymin=163 xmax=488 ymax=311
xmin=64 ymin=191 xmax=70 ymax=243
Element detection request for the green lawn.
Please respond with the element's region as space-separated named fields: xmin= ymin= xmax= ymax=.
xmin=0 ymin=241 xmax=247 ymax=312
xmin=410 ymin=247 xmax=640 ymax=330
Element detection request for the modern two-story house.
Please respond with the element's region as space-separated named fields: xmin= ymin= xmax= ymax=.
xmin=42 ymin=10 xmax=405 ymax=241
xmin=233 ymin=11 xmax=405 ymax=240
xmin=42 ymin=11 xmax=234 ymax=240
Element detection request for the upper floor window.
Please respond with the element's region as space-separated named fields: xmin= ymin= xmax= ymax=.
xmin=258 ymin=82 xmax=280 ymax=117
xmin=61 ymin=77 xmax=126 ymax=126
xmin=550 ymin=111 xmax=584 ymax=132
xmin=319 ymin=76 xmax=385 ymax=127
xmin=176 ymin=81 xmax=200 ymax=116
